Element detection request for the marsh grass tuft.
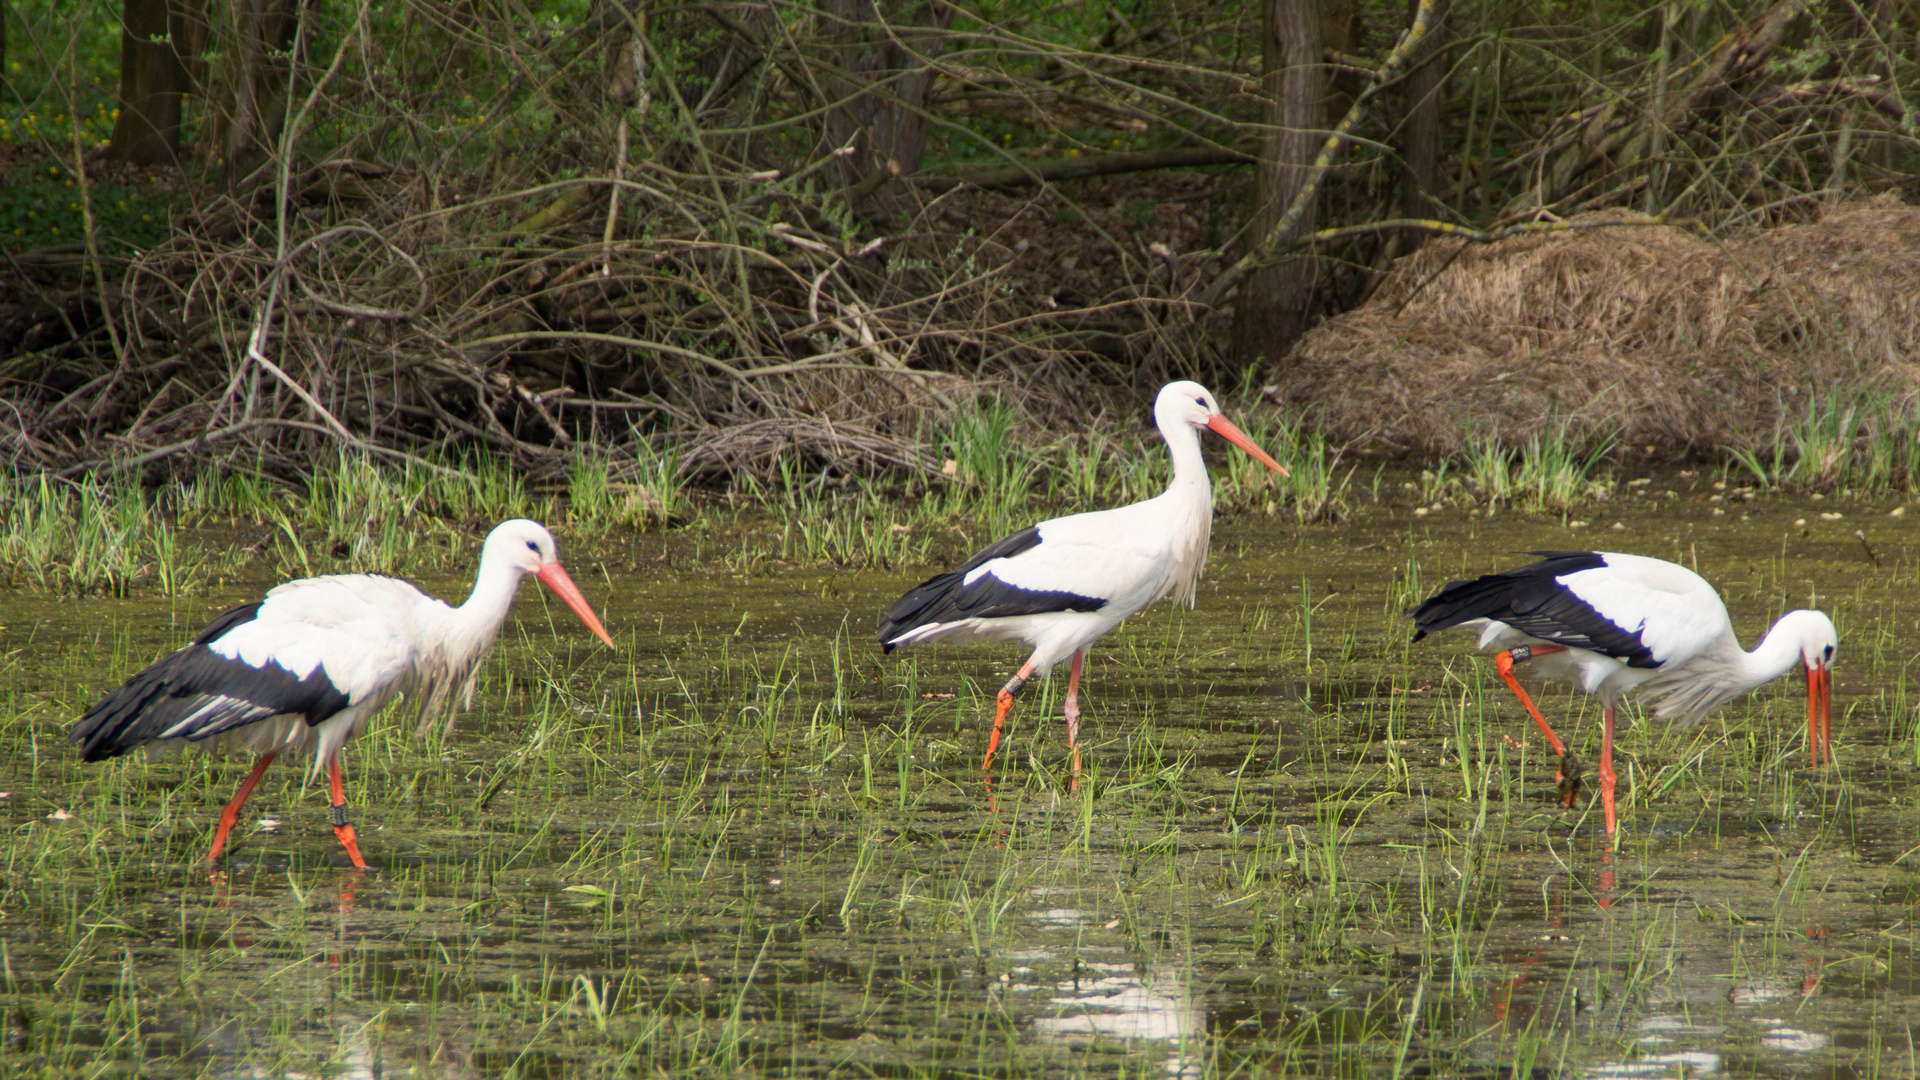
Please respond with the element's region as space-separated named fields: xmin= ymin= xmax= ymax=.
xmin=737 ymin=462 xmax=931 ymax=569
xmin=934 ymin=398 xmax=1043 ymax=540
xmin=174 ymin=462 xmax=288 ymax=524
xmin=300 ymin=453 xmax=450 ymax=572
xmin=1728 ymin=392 xmax=1920 ymax=493
xmin=421 ymin=449 xmax=543 ymax=523
xmin=0 ymin=448 xmax=599 ymax=595
xmin=568 ymin=442 xmax=687 ymax=537
xmin=1215 ymin=411 xmax=1353 ymax=522
xmin=0 ymin=474 xmax=217 ymax=596
xmin=1450 ymin=427 xmax=1616 ymax=511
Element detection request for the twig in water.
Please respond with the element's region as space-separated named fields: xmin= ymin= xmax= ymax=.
xmin=1855 ymin=529 xmax=1879 ymax=567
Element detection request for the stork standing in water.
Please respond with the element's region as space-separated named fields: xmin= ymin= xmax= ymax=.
xmin=70 ymin=519 xmax=616 ymax=868
xmin=876 ymin=381 xmax=1289 ymax=777
xmin=1409 ymin=551 xmax=1837 ymax=835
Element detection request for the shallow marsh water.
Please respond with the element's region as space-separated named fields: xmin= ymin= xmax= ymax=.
xmin=2 ymin=478 xmax=1918 ymax=1078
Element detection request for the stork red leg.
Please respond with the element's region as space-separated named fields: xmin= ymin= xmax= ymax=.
xmin=1494 ymin=645 xmax=1581 ymax=804
xmin=206 ymin=752 xmax=279 ymax=862
xmin=1598 ymin=702 xmax=1618 ymax=837
xmin=328 ymin=758 xmax=369 ymax=870
xmin=984 ymin=657 xmax=1039 ymax=771
xmin=1064 ymin=649 xmax=1086 ymax=785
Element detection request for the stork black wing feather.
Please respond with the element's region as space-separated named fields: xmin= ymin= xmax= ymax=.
xmin=1407 ymin=551 xmax=1656 ymax=666
xmin=70 ymin=604 xmax=354 ymax=761
xmin=876 ymin=526 xmax=1109 ymax=649
xmin=193 ymin=602 xmax=265 ymax=645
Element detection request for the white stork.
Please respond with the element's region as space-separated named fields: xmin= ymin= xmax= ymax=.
xmin=876 ymin=381 xmax=1289 ymax=777
xmin=1410 ymin=550 xmax=1837 ymax=835
xmin=69 ymin=518 xmax=615 ymax=868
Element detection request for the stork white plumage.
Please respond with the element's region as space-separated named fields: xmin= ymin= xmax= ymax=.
xmin=70 ymin=519 xmax=616 ymax=868
xmin=1409 ymin=551 xmax=1837 ymax=835
xmin=876 ymin=381 xmax=1289 ymax=777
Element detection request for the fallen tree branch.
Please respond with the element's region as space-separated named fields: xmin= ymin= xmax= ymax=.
xmin=1289 ymin=212 xmax=1681 ymax=252
xmin=1769 ymin=75 xmax=1905 ymax=121
xmin=1507 ymin=0 xmax=1810 ymax=215
xmin=917 ymin=146 xmax=1254 ymax=192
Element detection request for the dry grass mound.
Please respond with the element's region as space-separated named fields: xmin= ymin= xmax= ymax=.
xmin=1269 ymin=195 xmax=1920 ymax=457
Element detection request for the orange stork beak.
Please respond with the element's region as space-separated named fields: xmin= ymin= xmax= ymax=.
xmin=536 ymin=562 xmax=617 ymax=648
xmin=1205 ymin=414 xmax=1290 ymax=476
xmin=1806 ymin=661 xmax=1832 ymax=766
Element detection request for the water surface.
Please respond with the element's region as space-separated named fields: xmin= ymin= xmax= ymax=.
xmin=2 ymin=480 xmax=1915 ymax=1078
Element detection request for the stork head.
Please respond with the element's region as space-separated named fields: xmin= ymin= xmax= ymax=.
xmin=1153 ymin=380 xmax=1289 ymax=476
xmin=487 ymin=518 xmax=561 ymax=576
xmin=484 ymin=519 xmax=616 ymax=648
xmin=1782 ymin=609 xmax=1839 ymax=672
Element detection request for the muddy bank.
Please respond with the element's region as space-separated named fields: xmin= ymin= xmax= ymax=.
xmin=1269 ymin=195 xmax=1920 ymax=458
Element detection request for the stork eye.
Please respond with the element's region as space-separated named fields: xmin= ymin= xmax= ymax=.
xmin=1194 ymin=396 xmax=1208 ymax=408
xmin=525 ymin=540 xmax=540 ymax=553
xmin=1824 ymin=645 xmax=1834 ymax=660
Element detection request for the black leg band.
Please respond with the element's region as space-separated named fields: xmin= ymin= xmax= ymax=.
xmin=1001 ymin=673 xmax=1028 ymax=697
xmin=1510 ymin=645 xmax=1535 ymax=663
xmin=329 ymin=803 xmax=350 ymax=828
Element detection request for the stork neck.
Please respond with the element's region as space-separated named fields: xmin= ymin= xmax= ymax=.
xmin=1738 ymin=616 xmax=1813 ymax=689
xmin=1160 ymin=417 xmax=1210 ymax=494
xmin=456 ymin=547 xmax=527 ymax=636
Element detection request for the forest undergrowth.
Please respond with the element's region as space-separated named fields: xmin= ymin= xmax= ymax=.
xmin=4 ymin=0 xmax=1919 ymax=491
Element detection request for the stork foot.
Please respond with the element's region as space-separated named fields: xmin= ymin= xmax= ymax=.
xmin=334 ymin=826 xmax=368 ymax=870
xmin=983 ymin=689 xmax=1016 ymax=771
xmin=1555 ymin=751 xmax=1583 ymax=809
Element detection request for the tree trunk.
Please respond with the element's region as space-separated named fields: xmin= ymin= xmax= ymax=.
xmin=107 ymin=0 xmax=205 ymax=163
xmin=217 ymin=0 xmax=302 ymax=184
xmin=1400 ymin=0 xmax=1449 ymax=221
xmin=823 ymin=0 xmax=953 ymax=220
xmin=1230 ymin=0 xmax=1326 ymax=370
